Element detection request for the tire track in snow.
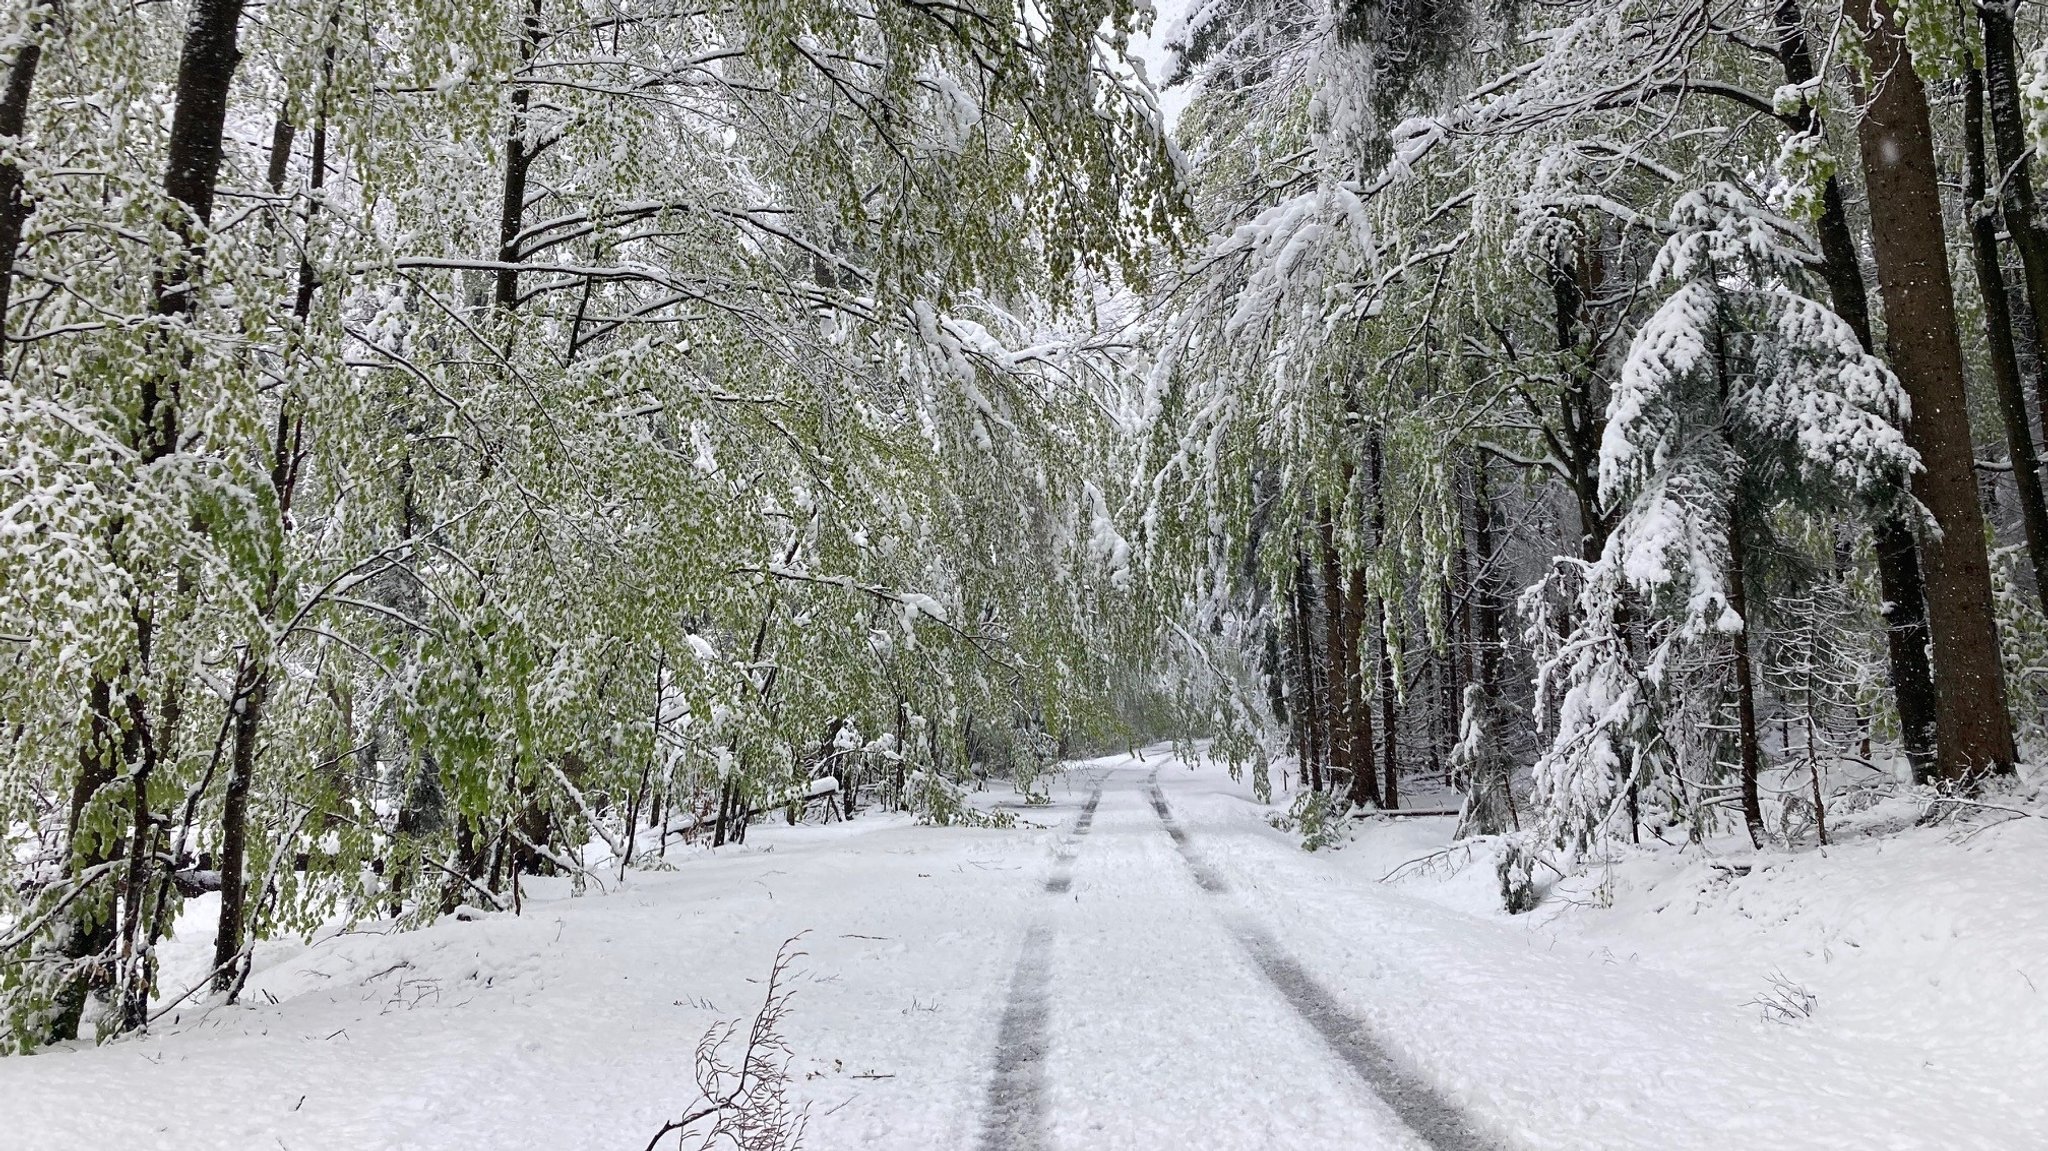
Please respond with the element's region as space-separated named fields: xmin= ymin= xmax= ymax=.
xmin=980 ymin=781 xmax=1102 ymax=1150
xmin=1231 ymin=924 xmax=1498 ymax=1151
xmin=1144 ymin=780 xmax=1500 ymax=1151
xmin=1044 ymin=786 xmax=1103 ymax=895
xmin=977 ymin=924 xmax=1055 ymax=1151
xmin=1143 ymin=780 xmax=1225 ymax=892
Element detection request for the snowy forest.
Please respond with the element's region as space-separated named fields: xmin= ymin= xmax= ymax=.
xmin=2 ymin=0 xmax=2047 ymax=1143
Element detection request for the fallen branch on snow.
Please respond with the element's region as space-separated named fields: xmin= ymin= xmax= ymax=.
xmin=642 ymin=935 xmax=811 ymax=1151
xmin=1380 ymin=840 xmax=1482 ymax=883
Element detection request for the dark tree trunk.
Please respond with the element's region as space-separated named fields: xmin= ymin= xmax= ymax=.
xmin=1448 ymin=477 xmax=1474 ymax=790
xmin=1343 ymin=566 xmax=1382 ymax=809
xmin=0 ymin=10 xmax=46 ymax=331
xmin=1871 ymin=524 xmax=1939 ymax=779
xmin=211 ymin=660 xmax=263 ymax=991
xmin=159 ymin=0 xmax=244 ymax=233
xmin=1377 ymin=628 xmax=1398 ymax=810
xmin=265 ymin=118 xmax=295 ymax=194
xmin=1317 ymin=513 xmax=1354 ymax=796
xmin=1773 ymin=0 xmax=1942 ymax=778
xmin=212 ymin=77 xmax=329 ymax=993
xmin=893 ymin=698 xmax=908 ymax=809
xmin=137 ymin=0 xmax=242 ymax=466
xmin=1553 ymin=258 xmax=1603 ymax=563
xmin=620 ymin=661 xmax=666 ymax=872
xmin=1963 ymin=62 xmax=2048 ymax=610
xmin=1369 ymin=435 xmax=1397 ymax=809
xmin=214 ymin=103 xmax=292 ymax=996
xmin=712 ymin=778 xmax=737 ymax=847
xmin=513 ymin=779 xmax=555 ymax=875
xmin=1710 ymin=299 xmax=1767 ymax=848
xmin=115 ymin=688 xmax=163 ymax=1032
xmin=494 ymin=0 xmax=546 ymax=310
xmin=1976 ymin=0 xmax=2048 ymax=448
xmin=147 ymin=0 xmax=246 ymax=470
xmin=1473 ymin=464 xmax=1505 ymax=701
xmin=1843 ymin=0 xmax=2017 ymax=781
xmin=51 ymin=0 xmax=250 ymax=1034
xmin=1440 ymin=576 xmax=1461 ymax=784
xmin=1291 ymin=556 xmax=1323 ymax=788
xmin=291 ymin=51 xmax=331 ymax=321
xmin=45 ymin=679 xmax=120 ymax=1043
xmin=1261 ymin=622 xmax=1289 ymax=734
xmin=1457 ymin=460 xmax=1517 ymax=835
xmin=138 ymin=0 xmax=246 ymax=461
xmin=1727 ymin=512 xmax=1766 ymax=849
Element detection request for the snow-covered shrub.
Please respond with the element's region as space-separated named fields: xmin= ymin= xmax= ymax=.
xmin=900 ymin=772 xmax=1016 ymax=829
xmin=1269 ymin=789 xmax=1347 ymax=851
xmin=1496 ymin=839 xmax=1542 ymax=914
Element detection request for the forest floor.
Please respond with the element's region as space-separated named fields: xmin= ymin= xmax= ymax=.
xmin=5 ymin=749 xmax=2044 ymax=1150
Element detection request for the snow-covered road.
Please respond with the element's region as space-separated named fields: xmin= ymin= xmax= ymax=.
xmin=3 ymin=750 xmax=2038 ymax=1150
xmin=983 ymin=760 xmax=1458 ymax=1150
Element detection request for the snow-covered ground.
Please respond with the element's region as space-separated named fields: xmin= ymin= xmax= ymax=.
xmin=5 ymin=749 xmax=2043 ymax=1149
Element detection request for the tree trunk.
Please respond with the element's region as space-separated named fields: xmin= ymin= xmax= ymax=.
xmin=1457 ymin=459 xmax=1517 ymax=835
xmin=1552 ymin=255 xmax=1608 ymax=563
xmin=48 ymin=0 xmax=250 ymax=1036
xmin=115 ymin=689 xmax=162 ymax=1032
xmin=1291 ymin=556 xmax=1324 ymax=788
xmin=1710 ymin=289 xmax=1768 ymax=848
xmin=1343 ymin=566 xmax=1382 ymax=808
xmin=1843 ymin=0 xmax=2017 ymax=781
xmin=494 ymin=0 xmax=546 ymax=310
xmin=211 ymin=660 xmax=263 ymax=991
xmin=1870 ymin=524 xmax=1940 ymax=780
xmin=291 ymin=46 xmax=332 ymax=321
xmin=159 ymin=0 xmax=244 ymax=233
xmin=1317 ymin=512 xmax=1353 ymax=796
xmin=1368 ymin=434 xmax=1397 ymax=809
xmin=1772 ymin=0 xmax=1941 ymax=779
xmin=212 ymin=75 xmax=329 ymax=992
xmin=44 ymin=679 xmax=119 ymax=1043
xmin=1448 ymin=474 xmax=1475 ymax=791
xmin=1473 ymin=464 xmax=1505 ymax=703
xmin=620 ymin=660 xmax=665 ymax=878
xmin=0 ymin=8 xmax=46 ymax=331
xmin=138 ymin=0 xmax=246 ymax=459
xmin=712 ymin=777 xmax=736 ymax=847
xmin=1976 ymin=0 xmax=2048 ymax=447
xmin=892 ymin=698 xmax=908 ymax=810
xmin=1440 ymin=576 xmax=1461 ymax=784
xmin=1964 ymin=61 xmax=2048 ymax=610
xmin=1728 ymin=511 xmax=1767 ymax=849
xmin=1287 ymin=568 xmax=1307 ymax=782
xmin=1377 ymin=626 xmax=1398 ymax=810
